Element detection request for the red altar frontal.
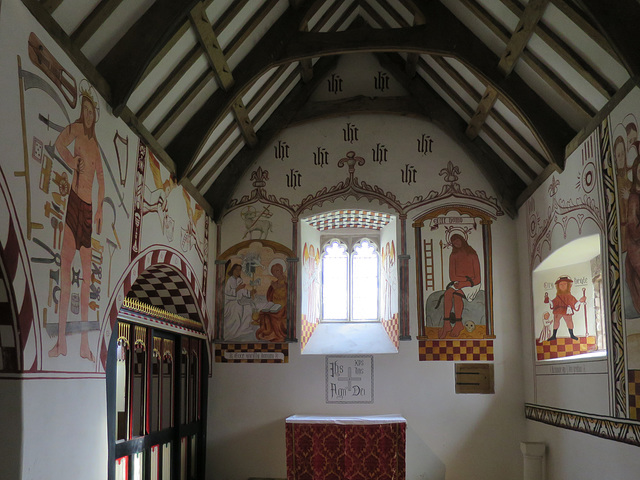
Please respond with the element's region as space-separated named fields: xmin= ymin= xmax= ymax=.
xmin=285 ymin=415 xmax=407 ymax=480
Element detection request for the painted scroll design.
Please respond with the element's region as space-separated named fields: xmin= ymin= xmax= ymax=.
xmin=601 ymin=117 xmax=628 ymax=418
xmin=527 ymin=134 xmax=605 ymax=271
xmin=525 ymin=404 xmax=640 ymax=447
xmin=227 ymin=155 xmax=503 ymax=221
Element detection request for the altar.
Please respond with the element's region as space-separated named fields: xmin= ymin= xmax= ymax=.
xmin=285 ymin=415 xmax=406 ymax=480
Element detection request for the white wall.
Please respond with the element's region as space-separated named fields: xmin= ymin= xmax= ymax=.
xmin=209 ymin=191 xmax=526 ymax=479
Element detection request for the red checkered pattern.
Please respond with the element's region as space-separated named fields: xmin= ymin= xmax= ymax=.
xmin=305 ymin=210 xmax=391 ymax=231
xmin=300 ymin=314 xmax=319 ymax=351
xmin=215 ymin=342 xmax=288 ymax=363
xmin=629 ymin=370 xmax=640 ymax=420
xmin=382 ymin=314 xmax=399 ymax=349
xmin=536 ymin=336 xmax=597 ymax=360
xmin=419 ymin=339 xmax=494 ymax=361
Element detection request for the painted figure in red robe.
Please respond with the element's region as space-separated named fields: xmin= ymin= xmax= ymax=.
xmin=256 ymin=260 xmax=287 ymax=342
xmin=439 ymin=234 xmax=481 ymax=338
xmin=544 ymin=275 xmax=586 ymax=341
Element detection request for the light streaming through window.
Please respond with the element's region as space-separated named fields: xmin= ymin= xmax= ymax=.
xmin=322 ymin=241 xmax=348 ymax=320
xmin=352 ymin=240 xmax=378 ymax=321
xmin=321 ymin=238 xmax=379 ymax=321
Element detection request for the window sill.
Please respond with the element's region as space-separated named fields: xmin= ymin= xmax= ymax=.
xmin=301 ymin=322 xmax=397 ymax=355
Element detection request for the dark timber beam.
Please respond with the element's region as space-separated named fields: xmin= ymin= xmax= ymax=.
xmin=204 ymin=56 xmax=338 ymax=220
xmin=578 ymin=0 xmax=640 ymax=78
xmin=467 ymin=0 xmax=549 ymax=139
xmin=70 ymin=0 xmax=125 ymax=48
xmin=168 ymin=4 xmax=315 ymax=179
xmin=40 ymin=0 xmax=62 ymax=13
xmin=97 ymin=0 xmax=200 ymax=115
xmin=378 ymin=53 xmax=524 ymax=217
xmin=190 ymin=2 xmax=234 ymax=90
xmin=168 ymin=0 xmax=573 ymax=178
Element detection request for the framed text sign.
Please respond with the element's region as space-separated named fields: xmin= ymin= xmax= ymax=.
xmin=325 ymin=355 xmax=373 ymax=404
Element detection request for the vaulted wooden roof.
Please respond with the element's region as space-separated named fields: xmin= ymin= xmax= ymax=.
xmin=25 ymin=0 xmax=638 ymax=219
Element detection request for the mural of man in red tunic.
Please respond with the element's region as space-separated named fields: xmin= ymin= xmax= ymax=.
xmin=439 ymin=234 xmax=481 ymax=338
xmin=544 ymin=275 xmax=586 ymax=341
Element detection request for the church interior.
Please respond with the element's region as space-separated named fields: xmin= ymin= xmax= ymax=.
xmin=2 ymin=0 xmax=640 ymax=479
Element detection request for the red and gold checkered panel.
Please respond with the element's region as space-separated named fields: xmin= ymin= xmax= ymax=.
xmin=629 ymin=370 xmax=640 ymax=420
xmin=382 ymin=314 xmax=399 ymax=349
xmin=536 ymin=336 xmax=597 ymax=360
xmin=419 ymin=340 xmax=494 ymax=361
xmin=215 ymin=343 xmax=288 ymax=363
xmin=300 ymin=315 xmax=319 ymax=351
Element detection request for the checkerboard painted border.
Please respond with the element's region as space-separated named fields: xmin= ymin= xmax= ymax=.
xmin=418 ymin=339 xmax=494 ymax=361
xmin=536 ymin=336 xmax=598 ymax=360
xmin=215 ymin=343 xmax=288 ymax=363
xmin=300 ymin=315 xmax=318 ymax=351
xmin=629 ymin=370 xmax=640 ymax=420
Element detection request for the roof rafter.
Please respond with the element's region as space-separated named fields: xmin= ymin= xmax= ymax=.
xmin=577 ymin=0 xmax=640 ymax=79
xmin=459 ymin=0 xmax=594 ymax=118
xmin=97 ymin=0 xmax=201 ymax=115
xmin=378 ymin=51 xmax=524 ymax=217
xmin=500 ymin=0 xmax=616 ymax=98
xmin=466 ymin=0 xmax=549 ymax=140
xmin=168 ymin=0 xmax=574 ymax=177
xmin=70 ymin=0 xmax=125 ymax=48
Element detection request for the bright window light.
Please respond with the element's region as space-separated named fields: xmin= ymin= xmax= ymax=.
xmin=322 ymin=240 xmax=348 ymax=320
xmin=322 ymin=238 xmax=379 ymax=322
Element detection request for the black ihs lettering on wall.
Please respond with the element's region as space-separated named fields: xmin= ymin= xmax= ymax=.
xmin=374 ymin=71 xmax=390 ymax=92
xmin=313 ymin=147 xmax=329 ymax=167
xmin=401 ymin=164 xmax=418 ymax=186
xmin=417 ymin=134 xmax=434 ymax=155
xmin=343 ymin=123 xmax=359 ymax=144
xmin=274 ymin=140 xmax=290 ymax=160
xmin=327 ymin=73 xmax=343 ymax=94
xmin=372 ymin=143 xmax=388 ymax=163
xmin=286 ymin=169 xmax=302 ymax=190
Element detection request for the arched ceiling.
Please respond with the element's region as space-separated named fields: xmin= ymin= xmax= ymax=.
xmin=24 ymin=0 xmax=639 ymax=219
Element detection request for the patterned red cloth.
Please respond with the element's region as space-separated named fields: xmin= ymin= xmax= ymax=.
xmin=286 ymin=422 xmax=406 ymax=479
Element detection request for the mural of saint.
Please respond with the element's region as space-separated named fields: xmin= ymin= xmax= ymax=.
xmin=543 ymin=275 xmax=586 ymax=341
xmin=439 ymin=233 xmax=482 ymax=338
xmin=223 ymin=262 xmax=256 ymax=339
xmin=49 ymin=87 xmax=104 ymax=361
xmin=256 ymin=259 xmax=287 ymax=342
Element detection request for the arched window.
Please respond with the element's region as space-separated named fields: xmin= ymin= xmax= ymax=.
xmin=322 ymin=238 xmax=380 ymax=322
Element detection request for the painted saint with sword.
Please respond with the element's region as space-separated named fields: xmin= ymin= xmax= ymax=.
xmin=48 ymin=83 xmax=104 ymax=362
